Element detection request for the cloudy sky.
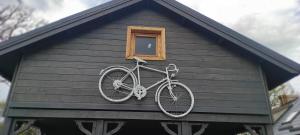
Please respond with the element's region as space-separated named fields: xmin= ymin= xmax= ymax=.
xmin=0 ymin=0 xmax=300 ymax=102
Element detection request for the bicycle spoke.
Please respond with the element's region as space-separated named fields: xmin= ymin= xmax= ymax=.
xmin=109 ymin=90 xmax=117 ymax=97
xmin=99 ymin=68 xmax=135 ymax=102
xmin=177 ymin=94 xmax=183 ymax=98
xmin=120 ymin=83 xmax=133 ymax=91
xmin=115 ymin=89 xmax=130 ymax=95
xmin=108 ymin=89 xmax=129 ymax=98
xmin=117 ymin=72 xmax=124 ymax=80
xmin=159 ymin=96 xmax=173 ymax=99
xmin=106 ymin=75 xmax=115 ymax=81
xmin=158 ymin=82 xmax=194 ymax=118
xmin=120 ymin=73 xmax=130 ymax=82
xmin=172 ymin=100 xmax=176 ymax=105
xmin=175 ymin=102 xmax=178 ymax=113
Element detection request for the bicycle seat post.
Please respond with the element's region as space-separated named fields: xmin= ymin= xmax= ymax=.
xmin=136 ymin=59 xmax=140 ymax=67
xmin=133 ymin=56 xmax=147 ymax=64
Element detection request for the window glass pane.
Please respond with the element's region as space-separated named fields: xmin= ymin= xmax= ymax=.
xmin=135 ymin=36 xmax=156 ymax=55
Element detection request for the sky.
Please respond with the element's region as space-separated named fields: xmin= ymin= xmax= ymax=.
xmin=0 ymin=0 xmax=300 ymax=102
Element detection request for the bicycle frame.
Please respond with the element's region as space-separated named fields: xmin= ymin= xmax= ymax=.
xmin=121 ymin=62 xmax=172 ymax=92
xmin=98 ymin=58 xmax=194 ymax=118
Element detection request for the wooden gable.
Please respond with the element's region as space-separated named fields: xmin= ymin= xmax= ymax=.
xmin=5 ymin=5 xmax=272 ymax=123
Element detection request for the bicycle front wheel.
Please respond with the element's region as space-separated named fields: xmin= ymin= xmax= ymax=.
xmin=99 ymin=67 xmax=136 ymax=102
xmin=157 ymin=82 xmax=194 ymax=118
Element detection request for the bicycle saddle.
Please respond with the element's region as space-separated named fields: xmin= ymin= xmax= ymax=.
xmin=133 ymin=56 xmax=147 ymax=64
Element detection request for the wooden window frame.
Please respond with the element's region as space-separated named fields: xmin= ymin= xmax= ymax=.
xmin=126 ymin=26 xmax=166 ymax=60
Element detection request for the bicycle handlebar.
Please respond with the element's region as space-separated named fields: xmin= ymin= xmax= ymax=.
xmin=166 ymin=64 xmax=179 ymax=73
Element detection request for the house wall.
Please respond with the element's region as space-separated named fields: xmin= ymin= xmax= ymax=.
xmin=6 ymin=8 xmax=271 ymax=122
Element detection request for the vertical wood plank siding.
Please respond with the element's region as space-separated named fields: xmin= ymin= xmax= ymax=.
xmin=10 ymin=9 xmax=269 ymax=115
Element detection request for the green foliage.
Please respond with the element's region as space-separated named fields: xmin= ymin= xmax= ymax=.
xmin=269 ymin=84 xmax=286 ymax=108
xmin=269 ymin=83 xmax=295 ymax=109
xmin=0 ymin=102 xmax=5 ymax=134
xmin=0 ymin=123 xmax=3 ymax=134
xmin=0 ymin=102 xmax=5 ymax=109
xmin=18 ymin=127 xmax=41 ymax=135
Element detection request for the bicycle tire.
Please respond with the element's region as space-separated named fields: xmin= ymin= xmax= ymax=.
xmin=157 ymin=82 xmax=194 ymax=118
xmin=99 ymin=67 xmax=136 ymax=102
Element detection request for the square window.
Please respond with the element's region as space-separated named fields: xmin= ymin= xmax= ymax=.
xmin=126 ymin=26 xmax=166 ymax=60
xmin=135 ymin=36 xmax=157 ymax=55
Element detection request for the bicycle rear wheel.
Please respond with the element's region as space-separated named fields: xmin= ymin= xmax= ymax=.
xmin=99 ymin=67 xmax=136 ymax=102
xmin=157 ymin=82 xmax=194 ymax=118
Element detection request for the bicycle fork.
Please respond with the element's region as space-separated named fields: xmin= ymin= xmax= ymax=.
xmin=166 ymin=68 xmax=177 ymax=101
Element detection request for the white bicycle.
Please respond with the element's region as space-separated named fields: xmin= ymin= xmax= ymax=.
xmin=98 ymin=57 xmax=194 ymax=118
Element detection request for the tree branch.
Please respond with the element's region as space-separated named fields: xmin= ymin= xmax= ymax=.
xmin=0 ymin=4 xmax=47 ymax=42
xmin=0 ymin=3 xmax=47 ymax=83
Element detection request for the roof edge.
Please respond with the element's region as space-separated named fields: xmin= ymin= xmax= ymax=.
xmin=0 ymin=0 xmax=299 ymax=88
xmin=0 ymin=0 xmax=141 ymax=54
xmin=153 ymin=0 xmax=300 ymax=74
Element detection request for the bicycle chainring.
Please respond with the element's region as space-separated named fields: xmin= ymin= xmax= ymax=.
xmin=133 ymin=85 xmax=147 ymax=100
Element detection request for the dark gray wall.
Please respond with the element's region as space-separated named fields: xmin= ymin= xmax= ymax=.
xmin=8 ymin=8 xmax=270 ymax=120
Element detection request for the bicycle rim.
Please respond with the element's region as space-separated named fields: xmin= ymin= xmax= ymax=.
xmin=99 ymin=67 xmax=136 ymax=102
xmin=157 ymin=82 xmax=194 ymax=118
